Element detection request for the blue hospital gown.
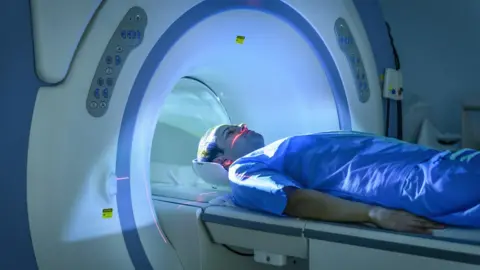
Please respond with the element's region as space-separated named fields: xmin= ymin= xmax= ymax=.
xmin=228 ymin=131 xmax=480 ymax=227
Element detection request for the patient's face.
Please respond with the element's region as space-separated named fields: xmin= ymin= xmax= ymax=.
xmin=214 ymin=124 xmax=265 ymax=162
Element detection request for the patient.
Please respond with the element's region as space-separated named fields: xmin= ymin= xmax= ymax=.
xmin=197 ymin=124 xmax=480 ymax=234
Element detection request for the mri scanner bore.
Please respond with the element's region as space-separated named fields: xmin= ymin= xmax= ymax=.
xmin=150 ymin=77 xmax=232 ymax=200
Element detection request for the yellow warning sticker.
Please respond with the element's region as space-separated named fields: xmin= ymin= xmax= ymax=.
xmin=102 ymin=208 xmax=113 ymax=219
xmin=236 ymin=35 xmax=245 ymax=44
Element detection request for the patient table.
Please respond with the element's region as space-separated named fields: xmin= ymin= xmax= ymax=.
xmin=200 ymin=195 xmax=480 ymax=269
xmin=177 ymin=161 xmax=480 ymax=269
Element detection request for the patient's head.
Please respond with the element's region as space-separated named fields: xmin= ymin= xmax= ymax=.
xmin=197 ymin=124 xmax=265 ymax=168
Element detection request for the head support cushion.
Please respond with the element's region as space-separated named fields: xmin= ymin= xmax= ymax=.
xmin=192 ymin=159 xmax=229 ymax=186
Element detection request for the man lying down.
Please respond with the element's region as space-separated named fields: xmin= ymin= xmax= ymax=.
xmin=197 ymin=124 xmax=480 ymax=234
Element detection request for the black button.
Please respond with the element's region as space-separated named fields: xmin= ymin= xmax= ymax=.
xmin=97 ymin=77 xmax=104 ymax=86
xmin=106 ymin=78 xmax=114 ymax=86
xmin=105 ymin=56 xmax=113 ymax=65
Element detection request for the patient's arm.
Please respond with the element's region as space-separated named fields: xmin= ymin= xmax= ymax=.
xmin=284 ymin=188 xmax=372 ymax=223
xmin=284 ymin=189 xmax=443 ymax=234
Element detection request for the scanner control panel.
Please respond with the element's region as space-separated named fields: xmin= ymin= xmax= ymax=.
xmin=334 ymin=17 xmax=370 ymax=103
xmin=86 ymin=6 xmax=147 ymax=117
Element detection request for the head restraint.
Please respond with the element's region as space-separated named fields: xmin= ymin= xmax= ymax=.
xmin=191 ymin=159 xmax=229 ymax=186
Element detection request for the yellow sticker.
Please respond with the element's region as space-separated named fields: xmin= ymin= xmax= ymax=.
xmin=236 ymin=35 xmax=245 ymax=44
xmin=102 ymin=208 xmax=113 ymax=219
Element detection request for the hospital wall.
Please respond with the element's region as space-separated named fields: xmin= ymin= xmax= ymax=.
xmin=380 ymin=0 xmax=480 ymax=141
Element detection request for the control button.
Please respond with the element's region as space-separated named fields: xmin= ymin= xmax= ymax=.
xmin=100 ymin=101 xmax=107 ymax=108
xmin=116 ymin=45 xmax=123 ymax=53
xmin=115 ymin=55 xmax=122 ymax=66
xmin=103 ymin=88 xmax=109 ymax=99
xmin=135 ymin=14 xmax=141 ymax=21
xmin=97 ymin=77 xmax=104 ymax=86
xmin=105 ymin=67 xmax=113 ymax=75
xmin=121 ymin=30 xmax=127 ymax=39
xmin=90 ymin=101 xmax=98 ymax=108
xmin=136 ymin=30 xmax=142 ymax=40
xmin=106 ymin=78 xmax=114 ymax=86
xmin=127 ymin=31 xmax=132 ymax=39
xmin=105 ymin=55 xmax=113 ymax=65
xmin=350 ymin=55 xmax=356 ymax=63
xmin=94 ymin=88 xmax=100 ymax=99
xmin=358 ymin=82 xmax=366 ymax=91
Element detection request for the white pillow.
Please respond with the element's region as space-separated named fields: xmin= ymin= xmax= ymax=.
xmin=191 ymin=159 xmax=229 ymax=186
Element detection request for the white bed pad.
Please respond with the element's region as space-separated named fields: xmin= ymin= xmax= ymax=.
xmin=202 ymin=195 xmax=480 ymax=265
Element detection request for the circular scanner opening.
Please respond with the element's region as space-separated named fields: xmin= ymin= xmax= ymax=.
xmin=149 ymin=77 xmax=231 ymax=201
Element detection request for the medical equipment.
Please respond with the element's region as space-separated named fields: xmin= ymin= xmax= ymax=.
xmin=382 ymin=68 xmax=403 ymax=100
xmin=2 ymin=0 xmax=480 ymax=269
xmin=192 ymin=160 xmax=229 ymax=187
xmin=417 ymin=119 xmax=461 ymax=150
xmin=383 ymin=21 xmax=403 ymax=139
xmin=462 ymin=104 xmax=480 ymax=149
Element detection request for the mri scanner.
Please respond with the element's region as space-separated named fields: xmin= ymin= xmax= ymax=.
xmin=3 ymin=0 xmax=480 ymax=269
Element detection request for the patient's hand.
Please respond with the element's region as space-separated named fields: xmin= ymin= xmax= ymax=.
xmin=368 ymin=207 xmax=444 ymax=234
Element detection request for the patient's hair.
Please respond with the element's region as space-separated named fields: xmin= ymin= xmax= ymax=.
xmin=197 ymin=126 xmax=223 ymax=162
